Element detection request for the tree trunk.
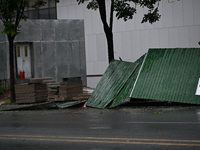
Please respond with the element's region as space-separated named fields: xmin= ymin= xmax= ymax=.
xmin=97 ymin=0 xmax=115 ymax=63
xmin=104 ymin=27 xmax=114 ymax=63
xmin=8 ymin=36 xmax=16 ymax=103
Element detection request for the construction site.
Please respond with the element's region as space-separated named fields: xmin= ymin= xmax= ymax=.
xmin=1 ymin=48 xmax=200 ymax=111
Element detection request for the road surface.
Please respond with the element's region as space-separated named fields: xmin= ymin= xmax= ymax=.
xmin=0 ymin=106 xmax=200 ymax=150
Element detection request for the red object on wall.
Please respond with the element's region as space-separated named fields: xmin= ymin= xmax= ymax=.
xmin=20 ymin=71 xmax=25 ymax=79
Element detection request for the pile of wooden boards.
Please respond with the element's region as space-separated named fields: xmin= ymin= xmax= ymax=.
xmin=15 ymin=77 xmax=93 ymax=104
xmin=46 ymin=80 xmax=59 ymax=102
xmin=15 ymin=78 xmax=48 ymax=104
xmin=58 ymin=77 xmax=83 ymax=101
xmin=72 ymin=87 xmax=94 ymax=101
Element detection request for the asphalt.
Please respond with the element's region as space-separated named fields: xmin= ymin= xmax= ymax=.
xmin=0 ymin=106 xmax=200 ymax=150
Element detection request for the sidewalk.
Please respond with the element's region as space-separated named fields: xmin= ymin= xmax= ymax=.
xmin=0 ymin=100 xmax=86 ymax=111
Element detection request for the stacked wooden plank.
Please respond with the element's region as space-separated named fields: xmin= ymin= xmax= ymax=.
xmin=45 ymin=79 xmax=59 ymax=102
xmin=14 ymin=77 xmax=92 ymax=103
xmin=72 ymin=87 xmax=94 ymax=101
xmin=59 ymin=84 xmax=83 ymax=101
xmin=58 ymin=77 xmax=83 ymax=101
xmin=15 ymin=81 xmax=48 ymax=104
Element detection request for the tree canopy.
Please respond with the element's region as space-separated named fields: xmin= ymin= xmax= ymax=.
xmin=78 ymin=0 xmax=161 ymax=24
xmin=77 ymin=0 xmax=161 ymax=63
xmin=0 ymin=0 xmax=57 ymax=38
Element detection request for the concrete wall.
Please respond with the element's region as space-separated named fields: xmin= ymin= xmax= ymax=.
xmin=57 ymin=0 xmax=200 ymax=88
xmin=0 ymin=19 xmax=86 ymax=85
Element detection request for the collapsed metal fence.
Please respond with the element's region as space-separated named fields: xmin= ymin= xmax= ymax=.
xmin=86 ymin=48 xmax=200 ymax=109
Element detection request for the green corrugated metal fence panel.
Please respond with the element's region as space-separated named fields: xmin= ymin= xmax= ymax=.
xmin=131 ymin=48 xmax=200 ymax=104
xmin=56 ymin=100 xmax=86 ymax=109
xmin=86 ymin=57 xmax=144 ymax=108
xmin=108 ymin=55 xmax=145 ymax=108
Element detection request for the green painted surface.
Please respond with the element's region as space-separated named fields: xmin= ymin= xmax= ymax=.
xmin=108 ymin=55 xmax=145 ymax=108
xmin=131 ymin=48 xmax=200 ymax=104
xmin=86 ymin=58 xmax=144 ymax=108
xmin=56 ymin=100 xmax=86 ymax=109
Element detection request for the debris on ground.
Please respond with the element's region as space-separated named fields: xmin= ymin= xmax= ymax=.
xmin=0 ymin=100 xmax=87 ymax=111
xmin=14 ymin=77 xmax=93 ymax=105
xmin=86 ymin=48 xmax=200 ymax=109
xmin=0 ymin=77 xmax=93 ymax=111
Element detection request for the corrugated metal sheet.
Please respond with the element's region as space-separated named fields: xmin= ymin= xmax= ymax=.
xmin=131 ymin=48 xmax=200 ymax=104
xmin=108 ymin=55 xmax=145 ymax=108
xmin=56 ymin=100 xmax=86 ymax=109
xmin=86 ymin=56 xmax=145 ymax=108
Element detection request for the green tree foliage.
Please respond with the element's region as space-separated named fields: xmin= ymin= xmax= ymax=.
xmin=77 ymin=0 xmax=161 ymax=63
xmin=0 ymin=0 xmax=48 ymax=38
xmin=0 ymin=0 xmax=58 ymax=102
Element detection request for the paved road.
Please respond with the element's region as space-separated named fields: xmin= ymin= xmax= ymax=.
xmin=0 ymin=106 xmax=200 ymax=150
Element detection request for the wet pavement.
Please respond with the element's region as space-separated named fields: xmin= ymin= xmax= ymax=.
xmin=0 ymin=106 xmax=200 ymax=150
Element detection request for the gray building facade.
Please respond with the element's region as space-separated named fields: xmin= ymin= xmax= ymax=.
xmin=0 ymin=19 xmax=86 ymax=85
